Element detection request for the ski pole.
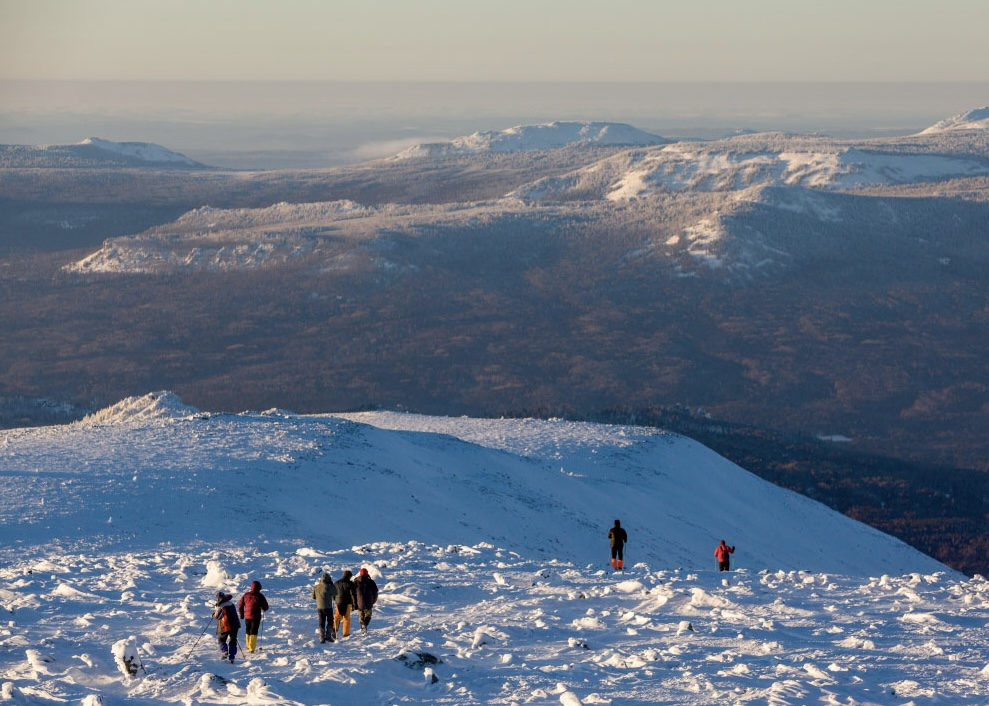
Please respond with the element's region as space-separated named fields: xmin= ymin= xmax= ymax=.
xmin=184 ymin=616 xmax=214 ymax=659
xmin=257 ymin=611 xmax=265 ymax=652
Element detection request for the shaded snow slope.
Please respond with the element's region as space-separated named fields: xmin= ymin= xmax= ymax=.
xmin=1 ymin=394 xmax=950 ymax=574
xmin=2 ymin=393 xmax=984 ymax=706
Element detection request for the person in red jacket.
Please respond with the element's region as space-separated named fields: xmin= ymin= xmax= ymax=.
xmin=354 ymin=567 xmax=379 ymax=635
xmin=714 ymin=539 xmax=735 ymax=571
xmin=237 ymin=580 xmax=269 ymax=653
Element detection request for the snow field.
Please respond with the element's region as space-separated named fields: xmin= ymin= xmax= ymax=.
xmin=0 ymin=392 xmax=981 ymax=704
xmin=1 ymin=542 xmax=988 ymax=705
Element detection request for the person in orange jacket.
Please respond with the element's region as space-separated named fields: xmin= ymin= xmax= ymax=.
xmin=715 ymin=539 xmax=735 ymax=571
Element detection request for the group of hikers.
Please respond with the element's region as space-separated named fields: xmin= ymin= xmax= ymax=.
xmin=210 ymin=567 xmax=379 ymax=663
xmin=608 ymin=519 xmax=736 ymax=573
xmin=209 ymin=524 xmax=733 ymax=663
xmin=311 ymin=568 xmax=379 ymax=644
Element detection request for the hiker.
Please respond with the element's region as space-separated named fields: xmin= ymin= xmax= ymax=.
xmin=312 ymin=572 xmax=338 ymax=643
xmin=608 ymin=519 xmax=628 ymax=570
xmin=354 ymin=567 xmax=379 ymax=635
xmin=238 ymin=580 xmax=269 ymax=653
xmin=334 ymin=570 xmax=358 ymax=638
xmin=715 ymin=539 xmax=736 ymax=571
xmin=213 ymin=591 xmax=241 ymax=663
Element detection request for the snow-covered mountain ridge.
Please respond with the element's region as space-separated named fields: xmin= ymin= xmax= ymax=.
xmin=920 ymin=105 xmax=989 ymax=133
xmin=2 ymin=393 xmax=988 ymax=705
xmin=78 ymin=137 xmax=202 ymax=165
xmin=1 ymin=391 xmax=951 ymax=575
xmin=0 ymin=137 xmax=203 ymax=168
xmin=394 ymin=120 xmax=667 ymax=158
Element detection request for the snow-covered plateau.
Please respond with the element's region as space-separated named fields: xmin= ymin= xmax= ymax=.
xmin=2 ymin=392 xmax=988 ymax=705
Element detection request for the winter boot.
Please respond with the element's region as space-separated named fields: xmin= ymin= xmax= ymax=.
xmin=247 ymin=635 xmax=257 ymax=653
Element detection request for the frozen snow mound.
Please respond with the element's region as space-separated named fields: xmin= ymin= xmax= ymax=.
xmin=396 ymin=121 xmax=667 ymax=158
xmin=78 ymin=391 xmax=200 ymax=426
xmin=919 ymin=106 xmax=989 ymax=134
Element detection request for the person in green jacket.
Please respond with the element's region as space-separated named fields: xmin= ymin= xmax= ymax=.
xmin=312 ymin=572 xmax=338 ymax=643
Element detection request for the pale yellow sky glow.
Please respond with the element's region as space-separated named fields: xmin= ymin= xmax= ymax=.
xmin=1 ymin=0 xmax=988 ymax=82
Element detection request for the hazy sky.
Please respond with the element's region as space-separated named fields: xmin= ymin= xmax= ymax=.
xmin=2 ymin=0 xmax=988 ymax=83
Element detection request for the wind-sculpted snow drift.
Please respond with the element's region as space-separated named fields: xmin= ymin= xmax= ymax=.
xmin=3 ymin=393 xmax=988 ymax=704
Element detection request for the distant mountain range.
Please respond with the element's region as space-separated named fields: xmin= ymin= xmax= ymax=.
xmin=5 ymin=110 xmax=989 ymax=574
xmin=52 ymin=113 xmax=989 ymax=284
xmin=2 ymin=112 xmax=989 ymax=468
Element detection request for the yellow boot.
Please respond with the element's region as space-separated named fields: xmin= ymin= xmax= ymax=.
xmin=247 ymin=634 xmax=257 ymax=653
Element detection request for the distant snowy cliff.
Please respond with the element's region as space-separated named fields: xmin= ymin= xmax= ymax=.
xmin=395 ymin=120 xmax=668 ymax=158
xmin=920 ymin=106 xmax=989 ymax=134
xmin=0 ymin=137 xmax=204 ymax=168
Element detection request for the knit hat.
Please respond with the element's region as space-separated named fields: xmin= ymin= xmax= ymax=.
xmin=359 ymin=568 xmax=368 ymax=577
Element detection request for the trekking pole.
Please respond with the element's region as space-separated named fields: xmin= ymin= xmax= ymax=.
xmin=257 ymin=612 xmax=265 ymax=652
xmin=184 ymin=616 xmax=214 ymax=659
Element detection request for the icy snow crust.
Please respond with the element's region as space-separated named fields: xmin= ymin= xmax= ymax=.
xmin=3 ymin=393 xmax=988 ymax=704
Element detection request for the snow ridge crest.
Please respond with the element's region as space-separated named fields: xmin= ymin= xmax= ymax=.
xmin=78 ymin=391 xmax=199 ymax=426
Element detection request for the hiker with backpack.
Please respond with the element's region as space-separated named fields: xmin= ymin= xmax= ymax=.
xmin=354 ymin=567 xmax=379 ymax=635
xmin=312 ymin=572 xmax=338 ymax=643
xmin=237 ymin=580 xmax=269 ymax=653
xmin=213 ymin=591 xmax=241 ymax=663
xmin=715 ymin=539 xmax=736 ymax=571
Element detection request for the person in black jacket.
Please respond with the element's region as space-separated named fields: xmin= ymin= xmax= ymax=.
xmin=333 ymin=570 xmax=357 ymax=638
xmin=353 ymin=567 xmax=379 ymax=635
xmin=608 ymin=519 xmax=628 ymax=571
xmin=213 ymin=591 xmax=241 ymax=663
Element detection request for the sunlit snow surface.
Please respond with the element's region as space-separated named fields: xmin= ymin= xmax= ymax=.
xmin=2 ymin=392 xmax=988 ymax=705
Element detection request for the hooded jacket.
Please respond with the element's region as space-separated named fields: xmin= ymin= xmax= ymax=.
xmin=354 ymin=569 xmax=379 ymax=611
xmin=213 ymin=593 xmax=241 ymax=635
xmin=334 ymin=570 xmax=357 ymax=609
xmin=312 ymin=573 xmax=337 ymax=610
xmin=714 ymin=541 xmax=735 ymax=562
xmin=608 ymin=520 xmax=627 ymax=548
xmin=238 ymin=580 xmax=269 ymax=620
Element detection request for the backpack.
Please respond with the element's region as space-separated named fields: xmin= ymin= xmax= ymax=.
xmin=218 ymin=605 xmax=232 ymax=632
